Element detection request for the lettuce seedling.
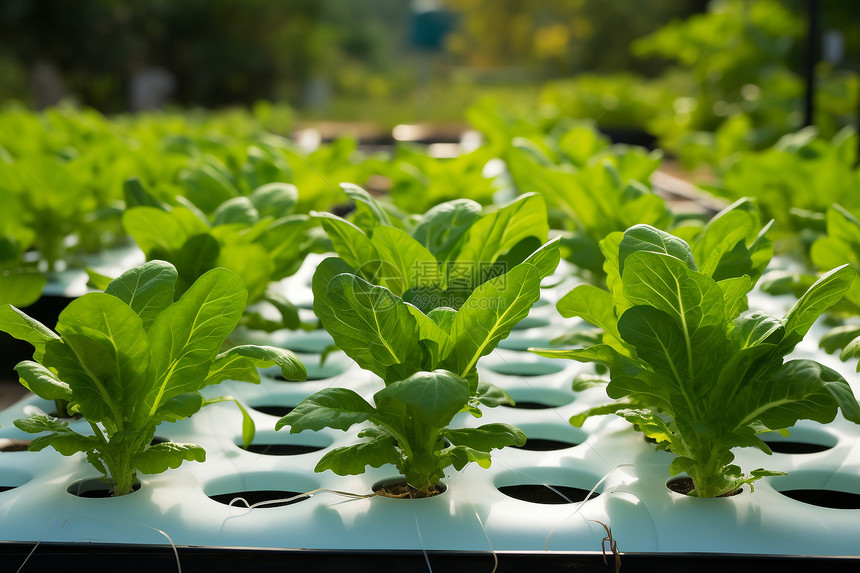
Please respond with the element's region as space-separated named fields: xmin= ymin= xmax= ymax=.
xmin=534 ymin=224 xmax=860 ymax=497
xmin=504 ymin=135 xmax=669 ymax=283
xmin=787 ymin=204 xmax=860 ymax=369
xmin=277 ymin=370 xmax=525 ymax=498
xmin=276 ymin=229 xmax=558 ymax=494
xmin=0 ymin=260 xmax=305 ymax=496
xmin=316 ymin=185 xmax=552 ymax=313
xmin=121 ymin=178 xmax=317 ymax=331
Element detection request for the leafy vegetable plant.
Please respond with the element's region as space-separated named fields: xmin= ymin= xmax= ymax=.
xmin=120 ymin=178 xmax=317 ymax=331
xmin=775 ymin=203 xmax=860 ymax=370
xmin=276 ymin=196 xmax=560 ymax=495
xmin=316 ymin=185 xmax=552 ymax=313
xmin=1 ymin=260 xmax=305 ymax=496
xmin=277 ymin=370 xmax=526 ymax=498
xmin=534 ymin=221 xmax=860 ymax=497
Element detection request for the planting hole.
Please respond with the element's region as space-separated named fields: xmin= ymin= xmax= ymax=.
xmin=264 ymin=358 xmax=346 ymax=382
xmin=67 ymin=477 xmax=141 ymax=498
xmin=205 ymin=472 xmax=318 ymax=508
xmin=209 ymin=489 xmax=310 ymax=508
xmin=760 ymin=427 xmax=837 ymax=455
xmin=764 ymin=441 xmax=833 ymax=454
xmin=251 ymin=405 xmax=295 ymax=417
xmin=372 ymin=478 xmax=447 ymax=499
xmin=0 ymin=438 xmax=31 ymax=452
xmin=487 ymin=361 xmax=565 ymax=377
xmin=237 ymin=431 xmax=331 ymax=456
xmin=501 ymin=388 xmax=575 ymax=409
xmin=496 ymin=468 xmax=601 ymax=505
xmin=512 ymin=438 xmax=580 ymax=452
xmin=666 ymin=477 xmax=742 ymax=497
xmin=497 ymin=336 xmax=556 ymax=351
xmin=510 ymin=423 xmax=585 ymax=451
xmin=778 ymin=489 xmax=860 ymax=510
xmin=498 ymin=485 xmax=598 ymax=505
xmin=241 ymin=443 xmax=327 ymax=456
xmin=512 ymin=316 xmax=551 ymax=331
xmin=279 ymin=332 xmax=334 ymax=354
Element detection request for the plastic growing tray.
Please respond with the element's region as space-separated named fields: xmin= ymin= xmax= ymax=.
xmin=1 ymin=255 xmax=860 ymax=571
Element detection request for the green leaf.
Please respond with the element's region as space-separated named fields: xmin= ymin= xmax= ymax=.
xmin=717 ymin=276 xmax=753 ymax=321
xmin=369 ymin=225 xmax=440 ymax=294
xmin=557 ymin=284 xmax=621 ymax=339
xmin=315 ymin=435 xmax=400 ymax=476
xmin=276 ymin=387 xmax=376 ymax=433
xmin=520 ymin=236 xmax=561 ymax=280
xmin=0 ymin=304 xmax=59 ymax=361
xmin=204 ymin=345 xmax=306 ymax=386
xmin=445 ymin=423 xmax=526 ymax=451
xmin=180 ymin=164 xmax=239 ymax=214
xmin=203 ymin=395 xmax=256 ymax=448
xmin=122 ymin=207 xmax=190 ymax=256
xmin=341 ymin=183 xmax=393 ymax=227
xmin=52 ymin=293 xmax=151 ymax=424
xmin=132 ymin=442 xmax=206 ymax=474
xmin=475 ymin=381 xmax=514 ymax=408
xmin=14 ymin=361 xmax=72 ymax=401
xmin=570 ymin=402 xmax=630 ymax=428
xmin=143 ymin=268 xmax=247 ymax=421
xmin=374 ymin=370 xmax=470 ymax=429
xmin=446 ymin=445 xmax=492 ymax=471
xmin=104 ymin=260 xmax=178 ymax=330
xmin=124 ymin=177 xmax=167 ymax=210
xmin=453 ymin=193 xmax=548 ymax=286
xmin=314 ymin=212 xmax=378 ymax=270
xmin=315 ymin=272 xmax=423 ymax=383
xmin=216 ymin=241 xmax=272 ymax=303
xmin=249 ymin=182 xmax=298 ymax=218
xmin=406 ymin=304 xmax=452 ymax=367
xmin=15 ymin=415 xmax=100 ymax=455
xmin=736 ymin=360 xmax=860 ymax=429
xmin=445 ymin=264 xmax=541 ymax=378
xmin=622 ymin=251 xmax=725 ymax=333
xmin=412 ymin=199 xmax=482 ymax=261
xmin=212 ymin=196 xmax=259 ymax=226
xmin=0 ymin=272 xmax=45 ymax=307
xmin=617 ymin=306 xmax=689 ymax=390
xmin=784 ymin=264 xmax=854 ymax=338
xmin=530 ymin=344 xmax=631 ymax=376
xmin=820 ymin=324 xmax=860 ymax=355
xmin=618 ymin=225 xmax=697 ymax=275
xmin=172 ymin=234 xmax=221 ymax=297
xmin=153 ymin=392 xmax=205 ymax=423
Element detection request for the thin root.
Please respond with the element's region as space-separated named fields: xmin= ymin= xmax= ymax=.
xmin=590 ymin=520 xmax=621 ymax=573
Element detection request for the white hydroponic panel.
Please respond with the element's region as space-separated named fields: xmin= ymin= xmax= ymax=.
xmin=1 ymin=253 xmax=859 ymax=558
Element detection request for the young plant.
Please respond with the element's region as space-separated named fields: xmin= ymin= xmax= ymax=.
xmin=502 ymin=133 xmax=669 ymax=284
xmin=275 ymin=225 xmax=559 ymax=494
xmin=277 ymin=369 xmax=526 ymax=498
xmin=0 ymin=196 xmax=44 ymax=307
xmin=316 ymin=185 xmax=552 ymax=313
xmin=533 ymin=223 xmax=860 ymax=497
xmin=1 ymin=260 xmax=305 ymax=496
xmin=784 ymin=203 xmax=860 ymax=369
xmin=121 ymin=178 xmax=317 ymax=331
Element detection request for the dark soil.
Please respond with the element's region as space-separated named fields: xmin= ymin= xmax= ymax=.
xmin=0 ymin=439 xmax=31 ymax=452
xmin=373 ymin=480 xmax=445 ymax=499
xmin=667 ymin=476 xmax=742 ymax=497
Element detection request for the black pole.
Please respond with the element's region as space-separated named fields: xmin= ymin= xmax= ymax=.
xmin=804 ymin=0 xmax=819 ymax=127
